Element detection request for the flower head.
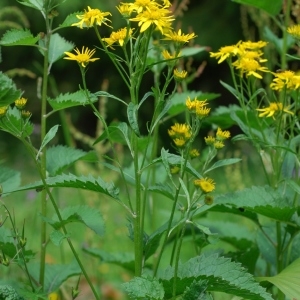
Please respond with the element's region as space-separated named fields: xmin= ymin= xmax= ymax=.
xmin=116 ymin=3 xmax=132 ymax=17
xmin=216 ymin=128 xmax=231 ymax=140
xmin=64 ymin=47 xmax=100 ymax=68
xmin=189 ymin=148 xmax=200 ymax=158
xmin=173 ymin=68 xmax=187 ymax=81
xmin=270 ymin=70 xmax=297 ymax=91
xmin=163 ymin=29 xmax=197 ymax=44
xmin=194 ymin=177 xmax=215 ymax=193
xmin=232 ymin=57 xmax=269 ymax=79
xmin=287 ymin=24 xmax=300 ymax=39
xmin=15 ymin=97 xmax=27 ymax=109
xmin=168 ymin=123 xmax=192 ymax=148
xmin=186 ymin=97 xmax=210 ymax=118
xmin=103 ymin=28 xmax=133 ymax=48
xmin=0 ymin=106 xmax=8 ymax=118
xmin=209 ymin=42 xmax=241 ymax=64
xmin=256 ymin=102 xmax=294 ymax=118
xmin=72 ymin=6 xmax=111 ymax=29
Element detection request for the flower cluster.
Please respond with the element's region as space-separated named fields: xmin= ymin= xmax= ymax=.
xmin=168 ymin=123 xmax=192 ymax=148
xmin=204 ymin=128 xmax=231 ymax=149
xmin=210 ymin=40 xmax=269 ymax=79
xmin=185 ymin=97 xmax=210 ymax=119
xmin=194 ymin=177 xmax=215 ymax=193
xmin=270 ymin=70 xmax=300 ymax=91
xmin=256 ymin=102 xmax=294 ymax=118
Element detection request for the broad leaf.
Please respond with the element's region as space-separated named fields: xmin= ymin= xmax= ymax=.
xmin=49 ymin=230 xmax=69 ymax=246
xmin=45 ymin=205 xmax=105 ymax=236
xmin=17 ymin=0 xmax=43 ymax=10
xmin=0 ymin=28 xmax=39 ymax=46
xmin=83 ymin=248 xmax=135 ymax=272
xmin=122 ymin=276 xmax=164 ymax=300
xmin=232 ymin=0 xmax=282 ymax=16
xmin=46 ymin=145 xmax=97 ymax=176
xmin=0 ymin=72 xmax=22 ymax=106
xmin=0 ymin=165 xmax=21 ymax=197
xmin=48 ymin=33 xmax=74 ymax=64
xmin=158 ymin=253 xmax=273 ymax=299
xmin=47 ymin=90 xmax=98 ymax=111
xmin=181 ymin=280 xmax=209 ymax=300
xmin=2 ymin=173 xmax=119 ymax=199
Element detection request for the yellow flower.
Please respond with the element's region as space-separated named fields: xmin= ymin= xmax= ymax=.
xmin=103 ymin=28 xmax=133 ymax=48
xmin=48 ymin=292 xmax=60 ymax=300
xmin=256 ymin=102 xmax=294 ymax=118
xmin=270 ymin=70 xmax=296 ymax=91
xmin=185 ymin=97 xmax=208 ymax=111
xmin=194 ymin=177 xmax=215 ymax=193
xmin=240 ymin=40 xmax=267 ymax=50
xmin=287 ymin=24 xmax=300 ymax=39
xmin=21 ymin=110 xmax=31 ymax=119
xmin=15 ymin=97 xmax=27 ymax=109
xmin=209 ymin=42 xmax=241 ymax=64
xmin=64 ymin=47 xmax=100 ymax=68
xmin=195 ymin=106 xmax=210 ymax=118
xmin=116 ymin=3 xmax=132 ymax=17
xmin=189 ymin=148 xmax=200 ymax=158
xmin=161 ymin=50 xmax=181 ymax=64
xmin=173 ymin=68 xmax=187 ymax=80
xmin=130 ymin=6 xmax=174 ymax=33
xmin=173 ymin=137 xmax=186 ymax=147
xmin=170 ymin=165 xmax=180 ymax=174
xmin=72 ymin=6 xmax=111 ymax=29
xmin=0 ymin=106 xmax=8 ymax=117
xmin=232 ymin=57 xmax=269 ymax=79
xmin=129 ymin=0 xmax=160 ymax=14
xmin=216 ymin=128 xmax=230 ymax=140
xmin=204 ymin=136 xmax=215 ymax=145
xmin=168 ymin=123 xmax=191 ymax=139
xmin=163 ymin=29 xmax=197 ymax=44
xmin=214 ymin=140 xmax=225 ymax=149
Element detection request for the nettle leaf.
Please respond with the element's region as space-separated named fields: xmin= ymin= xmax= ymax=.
xmin=158 ymin=253 xmax=273 ymax=299
xmin=232 ymin=0 xmax=282 ymax=16
xmin=59 ymin=12 xmax=82 ymax=28
xmin=48 ymin=33 xmax=74 ymax=64
xmin=258 ymin=257 xmax=300 ymax=299
xmin=49 ymin=230 xmax=70 ymax=246
xmin=167 ymin=91 xmax=220 ymax=116
xmin=204 ymin=158 xmax=242 ymax=174
xmin=2 ymin=173 xmax=119 ymax=199
xmin=127 ymin=102 xmax=140 ymax=136
xmin=28 ymin=261 xmax=81 ymax=294
xmin=122 ymin=276 xmax=164 ymax=300
xmin=83 ymin=248 xmax=135 ymax=272
xmin=181 ymin=280 xmax=209 ymax=300
xmin=46 ymin=205 xmax=105 ymax=236
xmin=213 ymin=185 xmax=296 ymax=222
xmin=47 ymin=90 xmax=98 ymax=111
xmin=0 ymin=165 xmax=21 ymax=197
xmin=46 ymin=145 xmax=97 ymax=176
xmin=0 ymin=72 xmax=22 ymax=106
xmin=0 ymin=106 xmax=33 ymax=138
xmin=0 ymin=28 xmax=39 ymax=46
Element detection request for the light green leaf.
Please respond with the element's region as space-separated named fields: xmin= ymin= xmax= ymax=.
xmin=28 ymin=261 xmax=81 ymax=293
xmin=37 ymin=125 xmax=59 ymax=159
xmin=181 ymin=47 xmax=207 ymax=57
xmin=257 ymin=257 xmax=300 ymax=299
xmin=204 ymin=158 xmax=242 ymax=174
xmin=46 ymin=205 xmax=105 ymax=236
xmin=94 ymin=91 xmax=127 ymax=106
xmin=150 ymin=99 xmax=173 ymax=132
xmin=232 ymin=0 xmax=282 ymax=16
xmin=49 ymin=230 xmax=69 ymax=246
xmin=0 ymin=106 xmax=33 ymax=138
xmin=0 ymin=28 xmax=39 ymax=46
xmin=59 ymin=12 xmax=82 ymax=28
xmin=16 ymin=0 xmax=43 ymax=10
xmin=0 ymin=165 xmax=21 ymax=197
xmin=0 ymin=72 xmax=22 ymax=106
xmin=148 ymin=183 xmax=175 ymax=200
xmin=2 ymin=173 xmax=119 ymax=199
xmin=159 ymin=253 xmax=273 ymax=299
xmin=46 ymin=145 xmax=97 ymax=176
xmin=48 ymin=33 xmax=74 ymax=64
xmin=127 ymin=102 xmax=140 ymax=136
xmin=83 ymin=248 xmax=135 ymax=272
xmin=122 ymin=276 xmax=164 ymax=300
xmin=47 ymin=90 xmax=98 ymax=111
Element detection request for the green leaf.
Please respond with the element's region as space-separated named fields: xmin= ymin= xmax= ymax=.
xmin=0 ymin=106 xmax=33 ymax=138
xmin=16 ymin=0 xmax=43 ymax=10
xmin=0 ymin=285 xmax=25 ymax=300
xmin=122 ymin=276 xmax=164 ymax=300
xmin=220 ymin=80 xmax=242 ymax=100
xmin=49 ymin=230 xmax=69 ymax=246
xmin=231 ymin=0 xmax=282 ymax=16
xmin=47 ymin=33 xmax=74 ymax=64
xmin=37 ymin=125 xmax=59 ymax=158
xmin=0 ymin=165 xmax=21 ymax=197
xmin=46 ymin=145 xmax=97 ymax=176
xmin=181 ymin=280 xmax=210 ymax=300
xmin=0 ymin=29 xmax=39 ymax=46
xmin=159 ymin=253 xmax=273 ymax=299
xmin=150 ymin=99 xmax=173 ymax=132
xmin=44 ymin=205 xmax=105 ymax=236
xmin=204 ymin=158 xmax=242 ymax=174
xmin=59 ymin=12 xmax=82 ymax=28
xmin=83 ymin=248 xmax=135 ymax=272
xmin=181 ymin=47 xmax=207 ymax=57
xmin=94 ymin=91 xmax=127 ymax=106
xmin=47 ymin=90 xmax=98 ymax=111
xmin=3 ymin=173 xmax=119 ymax=199
xmin=127 ymin=102 xmax=140 ymax=136
xmin=0 ymin=72 xmax=22 ymax=106
xmin=28 ymin=261 xmax=81 ymax=293
xmin=257 ymin=257 xmax=300 ymax=299
xmin=148 ymin=183 xmax=175 ymax=200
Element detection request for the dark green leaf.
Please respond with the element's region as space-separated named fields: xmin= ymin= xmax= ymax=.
xmin=232 ymin=0 xmax=282 ymax=16
xmin=59 ymin=12 xmax=82 ymax=28
xmin=0 ymin=72 xmax=22 ymax=106
xmin=16 ymin=0 xmax=43 ymax=10
xmin=48 ymin=33 xmax=74 ymax=64
xmin=0 ymin=28 xmax=39 ymax=46
xmin=204 ymin=158 xmax=242 ymax=174
xmin=127 ymin=102 xmax=140 ymax=136
xmin=0 ymin=165 xmax=21 ymax=197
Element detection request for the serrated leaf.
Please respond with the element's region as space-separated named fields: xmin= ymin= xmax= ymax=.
xmin=257 ymin=257 xmax=300 ymax=299
xmin=232 ymin=0 xmax=282 ymax=16
xmin=45 ymin=205 xmax=105 ymax=236
xmin=0 ymin=106 xmax=33 ymax=138
xmin=16 ymin=0 xmax=43 ymax=10
xmin=122 ymin=276 xmax=164 ymax=300
xmin=0 ymin=28 xmax=39 ymax=46
xmin=83 ymin=248 xmax=135 ymax=272
xmin=59 ymin=12 xmax=82 ymax=28
xmin=204 ymin=158 xmax=242 ymax=174
xmin=47 ymin=90 xmax=98 ymax=111
xmin=48 ymin=33 xmax=74 ymax=64
xmin=158 ymin=253 xmax=273 ymax=299
xmin=181 ymin=280 xmax=209 ymax=300
xmin=46 ymin=145 xmax=97 ymax=176
xmin=2 ymin=173 xmax=119 ymax=199
xmin=0 ymin=165 xmax=21 ymax=197
xmin=0 ymin=72 xmax=22 ymax=106
xmin=127 ymin=102 xmax=140 ymax=136
xmin=28 ymin=261 xmax=81 ymax=293
xmin=49 ymin=230 xmax=69 ymax=246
